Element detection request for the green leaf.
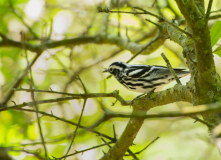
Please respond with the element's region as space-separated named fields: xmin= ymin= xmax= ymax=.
xmin=213 ymin=46 xmax=221 ymax=57
xmin=210 ymin=21 xmax=221 ymax=47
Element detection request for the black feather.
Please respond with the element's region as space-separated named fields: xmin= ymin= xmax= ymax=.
xmin=104 ymin=61 xmax=190 ymax=93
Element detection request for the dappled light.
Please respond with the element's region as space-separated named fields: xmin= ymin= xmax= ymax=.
xmin=1 ymin=0 xmax=221 ymax=160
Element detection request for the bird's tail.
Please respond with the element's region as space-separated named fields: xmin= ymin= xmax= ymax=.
xmin=174 ymin=69 xmax=190 ymax=78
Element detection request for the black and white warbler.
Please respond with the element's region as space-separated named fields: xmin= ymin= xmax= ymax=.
xmin=103 ymin=61 xmax=190 ymax=93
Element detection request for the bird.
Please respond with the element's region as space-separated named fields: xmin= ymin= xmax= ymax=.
xmin=103 ymin=61 xmax=190 ymax=93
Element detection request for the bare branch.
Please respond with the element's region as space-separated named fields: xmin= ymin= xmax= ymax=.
xmin=2 ymin=54 xmax=41 ymax=105
xmin=190 ymin=116 xmax=214 ymax=128
xmin=161 ymin=53 xmax=182 ymax=85
xmin=126 ymin=33 xmax=162 ymax=63
xmin=112 ymin=125 xmax=117 ymax=140
xmin=0 ymin=32 xmax=164 ymax=56
xmin=98 ymin=102 xmax=221 ymax=121
xmin=134 ymin=137 xmax=160 ymax=155
xmin=127 ymin=149 xmax=139 ymax=160
xmin=100 ymin=85 xmax=192 ymax=160
xmin=10 ymin=89 xmax=129 ymax=107
xmin=101 ymin=138 xmax=112 ymax=148
xmin=205 ymin=0 xmax=213 ymax=22
xmin=209 ymin=14 xmax=221 ymax=20
xmin=59 ymin=142 xmax=113 ymax=159
xmin=21 ymin=32 xmax=47 ymax=158
xmin=151 ymin=0 xmax=157 ymax=7
xmin=98 ymin=7 xmax=192 ymax=38
xmin=64 ymin=99 xmax=87 ymax=159
xmin=6 ymin=148 xmax=46 ymax=160
xmin=8 ymin=0 xmax=39 ymax=39
xmin=16 ymin=108 xmax=116 ymax=141
xmin=145 ymin=19 xmax=161 ymax=28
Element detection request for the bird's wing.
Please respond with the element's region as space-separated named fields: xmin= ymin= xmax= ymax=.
xmin=124 ymin=65 xmax=152 ymax=78
xmin=153 ymin=66 xmax=190 ymax=78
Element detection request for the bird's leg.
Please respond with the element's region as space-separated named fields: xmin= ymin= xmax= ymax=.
xmin=133 ymin=93 xmax=146 ymax=99
xmin=137 ymin=88 xmax=156 ymax=99
xmin=130 ymin=88 xmax=156 ymax=106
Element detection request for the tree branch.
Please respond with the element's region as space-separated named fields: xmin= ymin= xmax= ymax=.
xmin=175 ymin=0 xmax=221 ymax=126
xmin=102 ymin=102 xmax=221 ymax=121
xmin=0 ymin=90 xmax=130 ymax=112
xmin=22 ymin=32 xmax=47 ymax=158
xmin=205 ymin=0 xmax=213 ymax=22
xmin=0 ymin=33 xmax=164 ymax=55
xmin=59 ymin=142 xmax=114 ymax=159
xmin=2 ymin=54 xmax=41 ymax=105
xmin=100 ymin=85 xmax=192 ymax=160
xmin=133 ymin=137 xmax=159 ymax=155
xmin=98 ymin=7 xmax=192 ymax=38
xmin=64 ymin=98 xmax=87 ymax=159
xmin=161 ymin=53 xmax=182 ymax=85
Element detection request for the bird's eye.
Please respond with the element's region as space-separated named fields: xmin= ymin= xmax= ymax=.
xmin=109 ymin=68 xmax=113 ymax=72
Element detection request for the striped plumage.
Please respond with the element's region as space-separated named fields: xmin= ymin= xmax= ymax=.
xmin=103 ymin=61 xmax=190 ymax=93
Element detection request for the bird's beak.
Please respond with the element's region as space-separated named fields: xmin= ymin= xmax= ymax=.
xmin=102 ymin=69 xmax=109 ymax=73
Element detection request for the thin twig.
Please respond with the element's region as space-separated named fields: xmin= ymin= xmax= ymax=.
xmin=117 ymin=0 xmax=121 ymax=36
xmin=113 ymin=125 xmax=117 ymax=140
xmin=47 ymin=19 xmax=53 ymax=39
xmin=127 ymin=149 xmax=139 ymax=160
xmin=209 ymin=14 xmax=221 ymax=20
xmin=21 ymin=31 xmax=48 ymax=158
xmin=1 ymin=91 xmax=129 ymax=112
xmin=82 ymin=13 xmax=97 ymax=36
xmin=68 ymin=102 xmax=220 ymax=127
xmin=64 ymin=75 xmax=88 ymax=160
xmin=77 ymin=75 xmax=88 ymax=94
xmin=101 ymin=138 xmax=112 ymax=148
xmin=7 ymin=148 xmax=46 ymax=160
xmin=103 ymin=105 xmax=220 ymax=121
xmin=145 ymin=19 xmax=161 ymax=27
xmin=205 ymin=0 xmax=213 ymax=22
xmin=127 ymin=34 xmax=162 ymax=63
xmin=8 ymin=0 xmax=38 ymax=38
xmin=86 ymin=113 xmax=110 ymax=130
xmin=13 ymin=88 xmax=128 ymax=104
xmin=161 ymin=53 xmax=181 ymax=85
xmin=151 ymin=0 xmax=157 ymax=7
xmin=64 ymin=98 xmax=87 ymax=160
xmin=2 ymin=54 xmax=41 ymax=105
xmin=0 ymin=28 xmax=157 ymax=54
xmin=134 ymin=137 xmax=160 ymax=154
xmin=133 ymin=7 xmax=192 ymax=38
xmin=13 ymin=88 xmax=84 ymax=95
xmin=58 ymin=142 xmax=113 ymax=159
xmin=211 ymin=9 xmax=221 ymax=13
xmin=190 ymin=116 xmax=213 ymax=128
xmin=98 ymin=7 xmax=192 ymax=38
xmin=100 ymin=0 xmax=113 ymax=33
xmin=16 ymin=108 xmax=116 ymax=141
xmin=107 ymin=32 xmax=162 ymax=79
xmin=125 ymin=27 xmax=130 ymax=42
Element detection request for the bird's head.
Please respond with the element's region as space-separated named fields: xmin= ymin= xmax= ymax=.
xmin=103 ymin=61 xmax=128 ymax=77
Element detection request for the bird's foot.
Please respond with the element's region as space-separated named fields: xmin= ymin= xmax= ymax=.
xmin=130 ymin=88 xmax=156 ymax=106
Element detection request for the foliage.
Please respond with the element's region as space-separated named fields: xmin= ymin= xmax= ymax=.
xmin=1 ymin=0 xmax=221 ymax=160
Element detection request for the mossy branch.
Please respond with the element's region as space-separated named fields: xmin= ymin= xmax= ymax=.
xmin=100 ymin=85 xmax=192 ymax=160
xmin=0 ymin=32 xmax=164 ymax=55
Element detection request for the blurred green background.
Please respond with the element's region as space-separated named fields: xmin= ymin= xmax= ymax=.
xmin=1 ymin=0 xmax=221 ymax=159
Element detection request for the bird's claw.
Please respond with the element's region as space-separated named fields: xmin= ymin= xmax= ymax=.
xmin=130 ymin=88 xmax=156 ymax=106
